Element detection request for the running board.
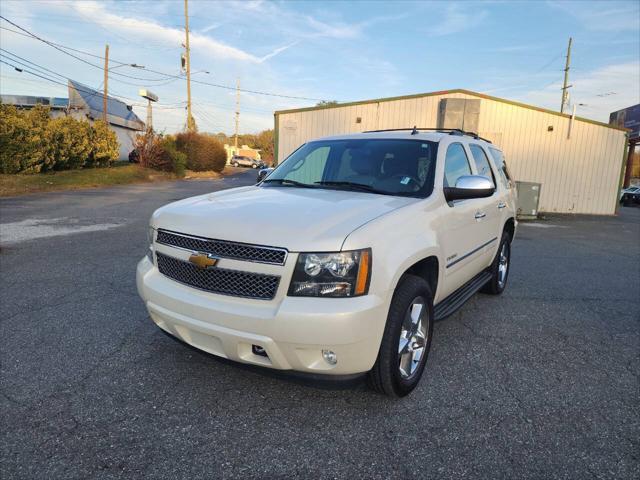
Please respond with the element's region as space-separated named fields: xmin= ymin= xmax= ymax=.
xmin=434 ymin=271 xmax=492 ymax=321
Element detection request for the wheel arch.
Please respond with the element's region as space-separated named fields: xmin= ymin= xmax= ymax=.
xmin=402 ymin=255 xmax=439 ymax=299
xmin=503 ymin=217 xmax=516 ymax=242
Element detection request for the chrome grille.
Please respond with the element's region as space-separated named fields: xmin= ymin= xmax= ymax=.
xmin=156 ymin=252 xmax=280 ymax=300
xmin=156 ymin=229 xmax=287 ymax=265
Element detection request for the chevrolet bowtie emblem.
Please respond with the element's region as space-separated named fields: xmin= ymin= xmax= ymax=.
xmin=188 ymin=253 xmax=219 ymax=269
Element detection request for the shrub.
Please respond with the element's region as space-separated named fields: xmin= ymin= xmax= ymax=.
xmin=175 ymin=131 xmax=226 ymax=172
xmin=87 ymin=120 xmax=119 ymax=168
xmin=0 ymin=104 xmax=50 ymax=173
xmin=161 ymin=136 xmax=186 ymax=177
xmin=44 ymin=116 xmax=92 ymax=171
xmin=135 ymin=133 xmax=186 ymax=177
xmin=0 ymin=105 xmax=120 ymax=173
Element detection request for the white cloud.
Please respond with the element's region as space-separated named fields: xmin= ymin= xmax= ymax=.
xmin=71 ymin=1 xmax=292 ymax=64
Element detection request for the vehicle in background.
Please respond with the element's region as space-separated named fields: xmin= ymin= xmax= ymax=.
xmin=257 ymin=167 xmax=274 ymax=183
xmin=620 ymin=186 xmax=640 ymax=206
xmin=128 ymin=149 xmax=140 ymax=163
xmin=231 ymin=155 xmax=265 ymax=169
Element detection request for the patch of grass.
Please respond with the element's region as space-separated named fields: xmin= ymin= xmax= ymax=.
xmin=182 ymin=167 xmax=241 ymax=179
xmin=0 ymin=163 xmax=178 ymax=197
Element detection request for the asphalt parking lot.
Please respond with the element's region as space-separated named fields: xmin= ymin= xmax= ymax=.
xmin=1 ymin=168 xmax=638 ymax=479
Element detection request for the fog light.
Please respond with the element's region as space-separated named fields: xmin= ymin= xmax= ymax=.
xmin=252 ymin=345 xmax=268 ymax=357
xmin=322 ymin=350 xmax=337 ymax=365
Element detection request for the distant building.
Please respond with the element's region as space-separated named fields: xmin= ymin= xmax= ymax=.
xmin=223 ymin=144 xmax=261 ymax=164
xmin=0 ymin=94 xmax=68 ymax=118
xmin=1 ymin=80 xmax=145 ymax=161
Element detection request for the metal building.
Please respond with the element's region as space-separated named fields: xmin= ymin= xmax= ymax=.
xmin=274 ymin=89 xmax=628 ymax=215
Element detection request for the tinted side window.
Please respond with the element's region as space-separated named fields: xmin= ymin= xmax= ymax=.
xmin=488 ymin=147 xmax=511 ymax=188
xmin=469 ymin=144 xmax=495 ymax=187
xmin=444 ymin=143 xmax=471 ymax=187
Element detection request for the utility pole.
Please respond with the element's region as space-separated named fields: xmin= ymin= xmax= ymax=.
xmin=103 ymin=44 xmax=109 ymax=123
xmin=560 ymin=37 xmax=572 ymax=114
xmin=184 ymin=0 xmax=196 ymax=131
xmin=235 ymin=77 xmax=240 ymax=151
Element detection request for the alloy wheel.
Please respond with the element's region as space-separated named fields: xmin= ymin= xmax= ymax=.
xmin=398 ymin=296 xmax=428 ymax=379
xmin=498 ymin=242 xmax=509 ymax=288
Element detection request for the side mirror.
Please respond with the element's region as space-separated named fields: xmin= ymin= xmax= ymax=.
xmin=257 ymin=167 xmax=274 ymax=183
xmin=444 ymin=175 xmax=494 ymax=202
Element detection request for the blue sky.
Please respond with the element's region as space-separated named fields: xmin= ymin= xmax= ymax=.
xmin=1 ymin=0 xmax=638 ymax=134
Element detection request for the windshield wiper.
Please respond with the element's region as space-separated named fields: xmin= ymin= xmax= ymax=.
xmin=263 ymin=178 xmax=315 ymax=188
xmin=314 ymin=181 xmax=391 ymax=195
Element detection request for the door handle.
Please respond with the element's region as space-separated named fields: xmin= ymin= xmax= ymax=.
xmin=497 ymin=202 xmax=506 ymax=209
xmin=474 ymin=212 xmax=486 ymax=219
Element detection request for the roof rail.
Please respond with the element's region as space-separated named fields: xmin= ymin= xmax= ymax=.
xmin=362 ymin=127 xmax=492 ymax=143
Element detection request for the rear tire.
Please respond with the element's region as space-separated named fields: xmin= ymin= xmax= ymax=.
xmin=481 ymin=232 xmax=511 ymax=295
xmin=367 ymin=275 xmax=434 ymax=397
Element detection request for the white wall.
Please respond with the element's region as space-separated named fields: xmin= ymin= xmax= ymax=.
xmin=276 ymin=92 xmax=627 ymax=215
xmin=112 ymin=126 xmax=137 ymax=161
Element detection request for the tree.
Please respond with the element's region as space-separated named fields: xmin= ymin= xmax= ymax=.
xmin=254 ymin=129 xmax=274 ymax=164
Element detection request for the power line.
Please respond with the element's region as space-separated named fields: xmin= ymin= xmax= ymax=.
xmin=0 ymin=49 xmax=187 ymax=108
xmin=0 ymin=58 xmax=141 ymax=105
xmin=0 ymin=17 xmax=173 ymax=83
xmin=0 ymin=17 xmax=326 ymax=101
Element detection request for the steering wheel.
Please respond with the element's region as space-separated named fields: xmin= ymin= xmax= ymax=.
xmin=390 ymin=174 xmax=421 ymax=190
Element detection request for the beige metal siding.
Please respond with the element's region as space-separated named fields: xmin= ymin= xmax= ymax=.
xmin=276 ymin=92 xmax=626 ymax=214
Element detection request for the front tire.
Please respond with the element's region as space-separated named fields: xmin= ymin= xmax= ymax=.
xmin=368 ymin=275 xmax=434 ymax=397
xmin=481 ymin=232 xmax=511 ymax=295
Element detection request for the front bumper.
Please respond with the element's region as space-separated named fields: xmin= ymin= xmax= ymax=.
xmin=136 ymin=257 xmax=388 ymax=375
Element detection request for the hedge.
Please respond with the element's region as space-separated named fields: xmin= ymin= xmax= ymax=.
xmin=175 ymin=131 xmax=226 ymax=172
xmin=0 ymin=104 xmax=119 ymax=174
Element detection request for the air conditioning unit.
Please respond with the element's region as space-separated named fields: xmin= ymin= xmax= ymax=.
xmin=516 ymin=182 xmax=542 ymax=219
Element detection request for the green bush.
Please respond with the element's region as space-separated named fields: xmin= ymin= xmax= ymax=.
xmin=135 ymin=134 xmax=186 ymax=177
xmin=175 ymin=131 xmax=226 ymax=172
xmin=44 ymin=116 xmax=92 ymax=171
xmin=161 ymin=136 xmax=186 ymax=177
xmin=87 ymin=120 xmax=119 ymax=168
xmin=0 ymin=104 xmax=50 ymax=173
xmin=0 ymin=104 xmax=120 ymax=173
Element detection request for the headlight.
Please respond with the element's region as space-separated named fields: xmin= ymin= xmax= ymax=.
xmin=288 ymin=249 xmax=371 ymax=297
xmin=147 ymin=226 xmax=155 ymax=264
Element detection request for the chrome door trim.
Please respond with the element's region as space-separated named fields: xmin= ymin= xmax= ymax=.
xmin=446 ymin=237 xmax=498 ymax=269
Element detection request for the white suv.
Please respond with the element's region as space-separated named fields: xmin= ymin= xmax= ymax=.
xmin=137 ymin=128 xmax=517 ymax=396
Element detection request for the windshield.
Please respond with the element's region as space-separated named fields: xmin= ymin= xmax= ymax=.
xmin=263 ymin=139 xmax=438 ymax=197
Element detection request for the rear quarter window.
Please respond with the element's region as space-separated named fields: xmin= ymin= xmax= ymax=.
xmin=488 ymin=147 xmax=512 ymax=188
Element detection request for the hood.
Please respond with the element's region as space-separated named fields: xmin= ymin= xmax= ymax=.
xmin=152 ymin=185 xmax=418 ymax=251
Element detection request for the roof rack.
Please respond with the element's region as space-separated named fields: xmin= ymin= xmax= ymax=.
xmin=363 ymin=127 xmax=492 ymax=143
